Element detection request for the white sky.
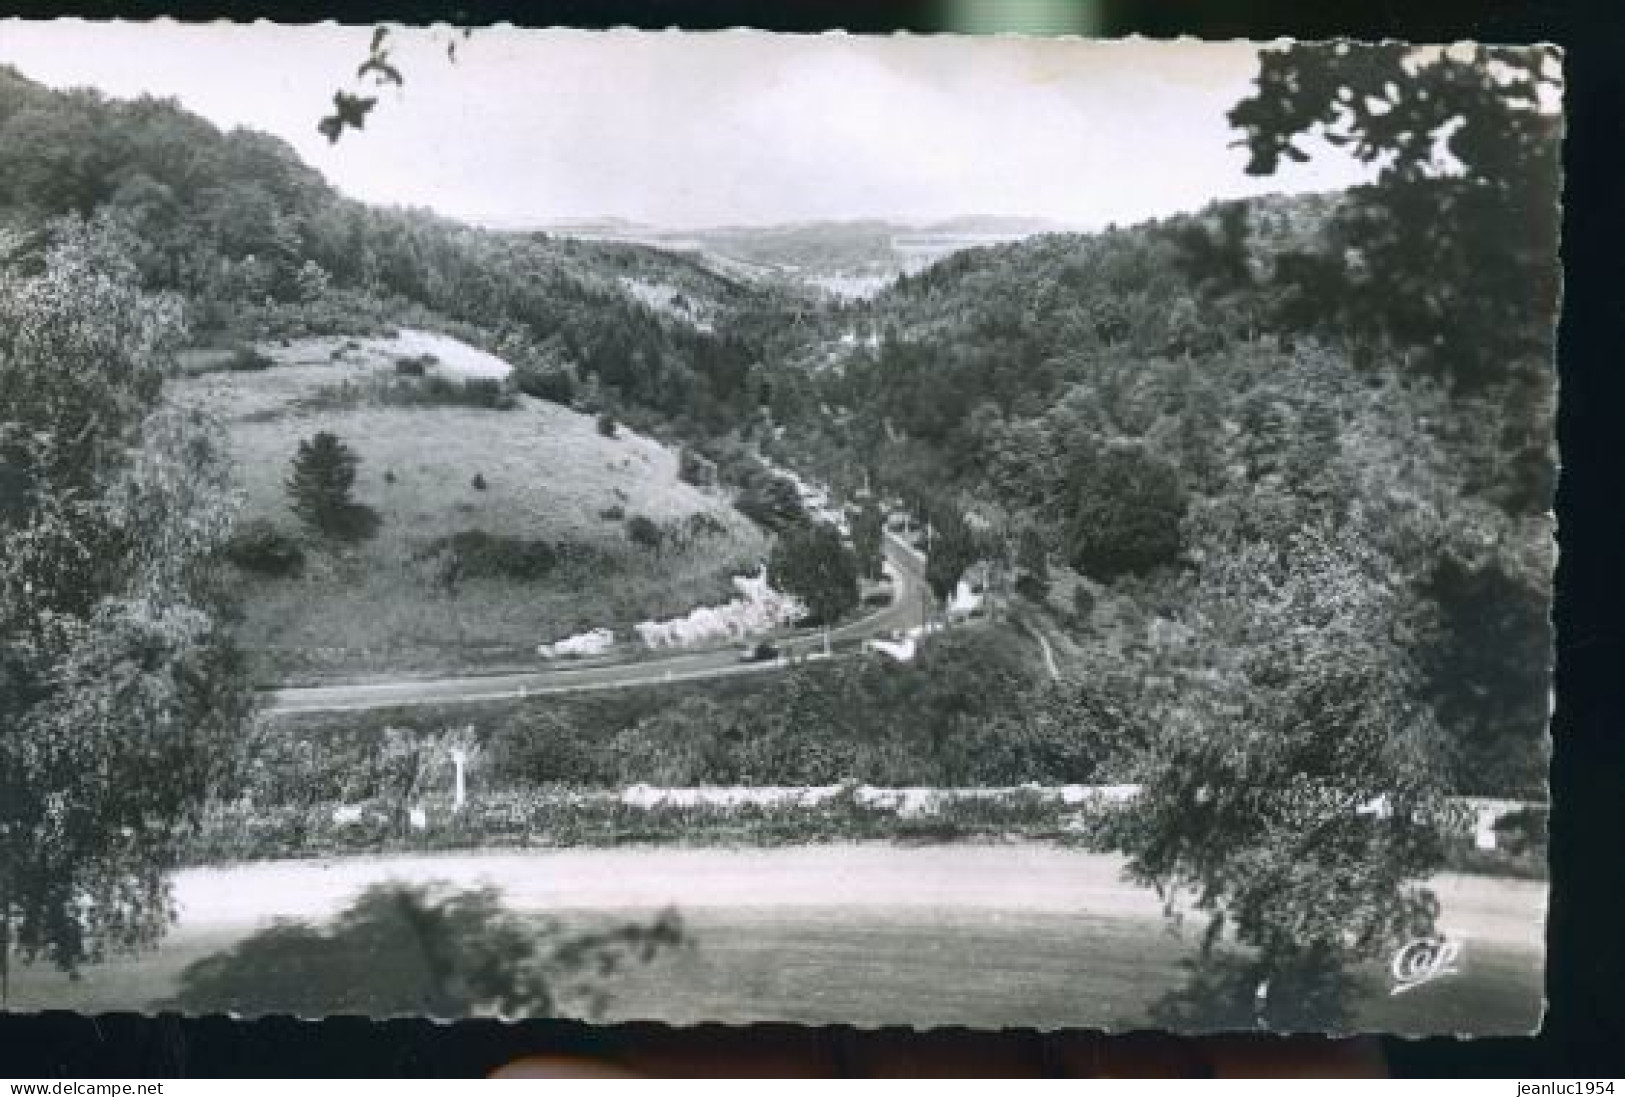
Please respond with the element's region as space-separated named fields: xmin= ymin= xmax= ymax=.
xmin=0 ymin=22 xmax=1377 ymax=229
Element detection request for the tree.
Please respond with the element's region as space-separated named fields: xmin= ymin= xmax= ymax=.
xmin=850 ymin=497 xmax=885 ymax=581
xmin=292 ymin=259 xmax=331 ymax=303
xmin=1065 ymin=444 xmax=1187 ymax=582
xmin=1229 ymin=42 xmax=1562 ymax=388
xmin=0 ymin=224 xmax=253 ymax=999
xmin=768 ymin=522 xmax=859 ymax=656
xmin=923 ymin=507 xmax=979 ymax=625
xmin=286 ymin=431 xmax=360 ymax=537
xmin=1015 ymin=527 xmax=1051 ymax=602
xmin=1106 ymin=520 xmax=1452 ymax=1028
xmin=1417 ymin=549 xmax=1550 ymax=797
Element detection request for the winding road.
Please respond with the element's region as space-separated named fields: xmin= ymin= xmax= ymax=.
xmin=264 ymin=535 xmax=927 ymax=715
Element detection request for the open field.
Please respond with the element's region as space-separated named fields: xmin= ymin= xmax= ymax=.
xmin=172 ymin=334 xmax=766 ymax=680
xmin=8 ymin=844 xmax=1544 ymax=1031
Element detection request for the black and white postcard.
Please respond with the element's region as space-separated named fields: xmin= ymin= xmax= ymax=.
xmin=0 ymin=25 xmax=1558 ymax=1032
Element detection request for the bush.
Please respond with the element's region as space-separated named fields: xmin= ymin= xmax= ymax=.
xmin=686 ymin=512 xmax=727 ymax=538
xmin=597 ymin=412 xmax=618 ymax=438
xmin=225 ymin=519 xmax=305 ymax=577
xmin=461 ymin=378 xmax=517 ymax=410
xmin=374 ymin=376 xmax=517 ymax=411
xmin=735 ymin=476 xmax=805 ymax=533
xmin=487 ymin=712 xmax=604 ymax=786
xmin=471 ymin=472 xmax=488 ymax=491
xmin=677 ymin=448 xmax=715 ymax=486
xmin=422 ymin=530 xmax=557 ymax=582
xmin=1492 ymin=805 xmax=1549 ymax=857
xmin=227 ymin=345 xmax=276 ymax=372
xmin=178 ymin=787 xmax=1113 ymax=864
xmin=514 ymin=364 xmax=576 ymax=405
xmin=625 ymin=514 xmax=664 ymax=554
xmin=1016 ymin=528 xmax=1051 ymax=601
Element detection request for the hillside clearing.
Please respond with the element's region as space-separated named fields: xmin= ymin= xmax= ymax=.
xmin=172 ymin=333 xmax=767 ymax=680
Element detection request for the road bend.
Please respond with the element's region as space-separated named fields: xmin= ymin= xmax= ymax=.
xmin=264 ymin=534 xmax=926 ymax=716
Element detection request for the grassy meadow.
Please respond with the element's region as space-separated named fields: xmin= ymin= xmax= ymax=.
xmin=174 ymin=334 xmax=766 ymax=681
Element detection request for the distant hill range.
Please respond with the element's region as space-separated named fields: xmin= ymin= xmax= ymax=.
xmin=504 ymin=215 xmax=1081 ymax=299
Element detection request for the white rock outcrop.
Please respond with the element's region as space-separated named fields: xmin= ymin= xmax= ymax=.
xmin=538 ymin=627 xmax=615 ymax=659
xmin=634 ymin=568 xmax=805 ymax=649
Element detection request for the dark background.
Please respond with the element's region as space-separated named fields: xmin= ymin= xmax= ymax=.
xmin=0 ymin=0 xmax=1618 ymax=1077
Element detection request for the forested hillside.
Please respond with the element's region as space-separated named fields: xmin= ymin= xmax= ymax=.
xmin=766 ymin=173 xmax=1555 ymax=797
xmin=0 ymin=66 xmax=789 ymax=434
xmin=0 ymin=56 xmax=1556 ymax=803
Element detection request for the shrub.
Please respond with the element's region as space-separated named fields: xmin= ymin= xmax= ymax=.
xmin=1492 ymin=805 xmax=1549 ymax=857
xmin=471 ymin=472 xmax=488 ymax=491
xmin=514 ymin=364 xmax=577 ymax=405
xmin=625 ymin=514 xmax=664 ymax=554
xmin=735 ymin=476 xmax=805 ymax=533
xmin=178 ymin=787 xmax=1115 ymax=864
xmin=227 ymin=345 xmax=276 ymax=372
xmin=422 ymin=529 xmax=557 ymax=582
xmin=597 ymin=412 xmax=618 ymax=438
xmin=225 ymin=519 xmax=305 ymax=577
xmin=686 ymin=512 xmax=727 ymax=539
xmin=487 ymin=712 xmax=604 ymax=786
xmin=461 ymin=378 xmax=516 ymax=410
xmin=677 ymin=448 xmax=715 ymax=486
xmin=1016 ymin=528 xmax=1051 ymax=601
xmin=375 ymin=375 xmax=517 ymax=411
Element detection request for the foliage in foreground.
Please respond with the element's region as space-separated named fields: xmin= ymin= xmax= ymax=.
xmin=1090 ymin=42 xmax=1561 ymax=1024
xmin=0 ymin=223 xmax=254 ymax=993
xmin=165 ymin=880 xmax=683 ymax=1019
xmin=1103 ymin=520 xmax=1457 ymax=1022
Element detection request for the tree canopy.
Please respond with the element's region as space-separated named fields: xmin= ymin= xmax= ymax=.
xmin=768 ymin=522 xmax=860 ymax=653
xmin=1229 ymin=42 xmax=1562 ymax=388
xmin=0 ymin=222 xmax=253 ymax=997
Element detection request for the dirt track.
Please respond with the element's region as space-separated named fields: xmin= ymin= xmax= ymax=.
xmin=9 ymin=841 xmax=1545 ymax=1031
xmin=164 ymin=843 xmax=1544 ymax=949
